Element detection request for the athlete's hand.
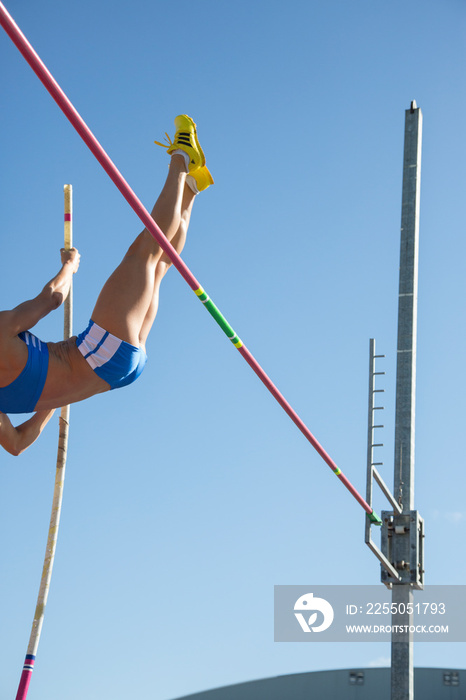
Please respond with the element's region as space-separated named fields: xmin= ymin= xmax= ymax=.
xmin=61 ymin=247 xmax=80 ymax=273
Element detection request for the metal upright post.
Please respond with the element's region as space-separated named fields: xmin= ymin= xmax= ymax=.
xmin=390 ymin=101 xmax=423 ymax=700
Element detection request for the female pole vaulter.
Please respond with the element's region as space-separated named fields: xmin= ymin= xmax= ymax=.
xmin=0 ymin=116 xmax=213 ymax=455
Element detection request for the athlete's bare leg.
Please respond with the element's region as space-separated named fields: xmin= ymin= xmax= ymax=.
xmin=91 ymin=155 xmax=190 ymax=346
xmin=138 ymin=184 xmax=195 ymax=348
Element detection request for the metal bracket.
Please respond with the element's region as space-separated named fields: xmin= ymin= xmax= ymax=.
xmin=380 ymin=510 xmax=424 ymax=589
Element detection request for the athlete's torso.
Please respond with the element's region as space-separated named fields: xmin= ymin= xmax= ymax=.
xmin=0 ymin=333 xmax=109 ymax=413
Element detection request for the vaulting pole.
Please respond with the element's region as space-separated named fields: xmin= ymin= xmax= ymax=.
xmin=15 ymin=186 xmax=73 ymax=700
xmin=0 ymin=2 xmax=380 ymax=523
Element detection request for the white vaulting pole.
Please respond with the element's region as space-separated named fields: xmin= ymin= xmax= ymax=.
xmin=16 ymin=186 xmax=73 ymax=700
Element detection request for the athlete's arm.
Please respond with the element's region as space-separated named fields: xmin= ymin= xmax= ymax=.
xmin=0 ymin=409 xmax=56 ymax=456
xmin=0 ymin=248 xmax=80 ymax=338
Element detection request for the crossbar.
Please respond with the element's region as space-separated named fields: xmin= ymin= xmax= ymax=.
xmin=0 ymin=1 xmax=377 ymax=520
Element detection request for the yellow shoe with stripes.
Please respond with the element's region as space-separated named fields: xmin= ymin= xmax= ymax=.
xmin=154 ymin=114 xmax=205 ymax=172
xmin=187 ymin=165 xmax=214 ymax=193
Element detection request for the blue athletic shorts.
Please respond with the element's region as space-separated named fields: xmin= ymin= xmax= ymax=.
xmin=76 ymin=320 xmax=147 ymax=390
xmin=0 ymin=331 xmax=49 ymax=414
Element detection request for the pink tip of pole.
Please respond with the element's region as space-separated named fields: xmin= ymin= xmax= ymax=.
xmin=16 ymin=669 xmax=33 ymax=700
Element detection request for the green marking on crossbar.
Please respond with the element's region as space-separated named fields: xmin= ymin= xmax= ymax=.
xmin=367 ymin=511 xmax=382 ymax=526
xmin=195 ymin=286 xmax=243 ymax=348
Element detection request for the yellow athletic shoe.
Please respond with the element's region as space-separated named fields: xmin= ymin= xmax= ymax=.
xmin=187 ymin=165 xmax=214 ymax=193
xmin=154 ymin=114 xmax=205 ymax=171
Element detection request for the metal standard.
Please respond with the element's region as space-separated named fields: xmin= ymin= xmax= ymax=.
xmin=389 ymin=100 xmax=424 ymax=700
xmin=365 ymin=102 xmax=424 ymax=700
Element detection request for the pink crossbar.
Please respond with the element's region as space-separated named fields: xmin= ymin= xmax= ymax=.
xmin=0 ymin=2 xmax=372 ymax=517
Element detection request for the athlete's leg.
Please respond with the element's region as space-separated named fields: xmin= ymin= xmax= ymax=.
xmin=138 ymin=184 xmax=196 ymax=348
xmin=91 ymin=154 xmax=189 ymax=346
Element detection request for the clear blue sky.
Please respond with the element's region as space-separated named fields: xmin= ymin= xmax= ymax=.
xmin=1 ymin=1 xmax=465 ymax=698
